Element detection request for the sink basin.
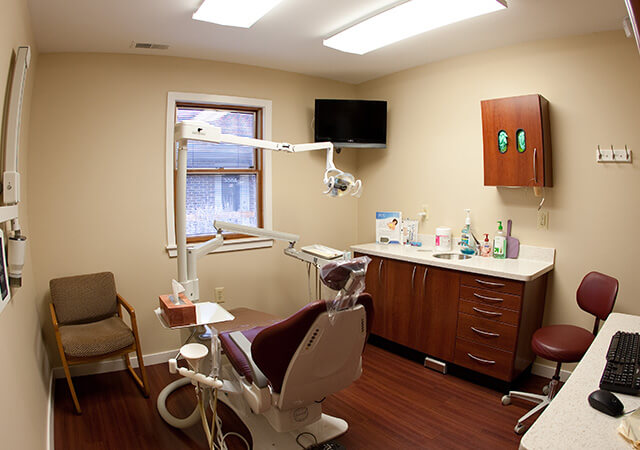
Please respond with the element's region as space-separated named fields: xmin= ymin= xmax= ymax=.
xmin=433 ymin=253 xmax=472 ymax=260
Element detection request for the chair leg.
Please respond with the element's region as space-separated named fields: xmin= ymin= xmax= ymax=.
xmin=124 ymin=349 xmax=149 ymax=397
xmin=502 ymin=362 xmax=564 ymax=435
xmin=61 ymin=357 xmax=82 ymax=414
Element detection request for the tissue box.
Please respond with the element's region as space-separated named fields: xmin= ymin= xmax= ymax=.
xmin=159 ymin=293 xmax=196 ymax=327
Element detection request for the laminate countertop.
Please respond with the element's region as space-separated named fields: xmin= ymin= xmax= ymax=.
xmin=351 ymin=243 xmax=555 ymax=282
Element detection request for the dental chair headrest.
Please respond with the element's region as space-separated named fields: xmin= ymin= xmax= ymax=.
xmin=320 ymin=256 xmax=371 ymax=291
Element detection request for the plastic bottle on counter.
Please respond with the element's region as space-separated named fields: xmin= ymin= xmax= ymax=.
xmin=481 ymin=234 xmax=492 ymax=257
xmin=493 ymin=221 xmax=507 ymax=259
xmin=435 ymin=227 xmax=452 ymax=252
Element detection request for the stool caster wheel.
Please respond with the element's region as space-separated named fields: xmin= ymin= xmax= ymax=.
xmin=501 ymin=395 xmax=511 ymax=406
xmin=514 ymin=423 xmax=526 ymax=435
xmin=542 ymin=385 xmax=550 ymax=395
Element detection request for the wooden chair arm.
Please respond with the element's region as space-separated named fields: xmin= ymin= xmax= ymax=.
xmin=117 ymin=294 xmax=136 ymax=318
xmin=49 ymin=303 xmax=60 ymax=332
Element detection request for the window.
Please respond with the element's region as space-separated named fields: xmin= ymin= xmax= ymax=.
xmin=176 ymin=103 xmax=263 ymax=242
xmin=165 ymin=93 xmax=273 ymax=256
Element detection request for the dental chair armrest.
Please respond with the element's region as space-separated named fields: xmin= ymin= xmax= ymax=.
xmin=229 ymin=331 xmax=269 ymax=389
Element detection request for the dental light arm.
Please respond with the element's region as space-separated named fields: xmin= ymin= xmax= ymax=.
xmin=213 ymin=220 xmax=299 ymax=246
xmin=175 ymin=120 xmax=362 ymax=301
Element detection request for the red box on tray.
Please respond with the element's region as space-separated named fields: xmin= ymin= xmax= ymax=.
xmin=159 ymin=293 xmax=196 ymax=327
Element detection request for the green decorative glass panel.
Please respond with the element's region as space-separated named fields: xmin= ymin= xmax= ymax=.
xmin=498 ymin=130 xmax=508 ymax=153
xmin=516 ymin=129 xmax=526 ymax=153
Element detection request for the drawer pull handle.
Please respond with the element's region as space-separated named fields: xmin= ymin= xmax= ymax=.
xmin=472 ymin=307 xmax=502 ymax=317
xmin=378 ymin=260 xmax=383 ymax=284
xmin=467 ymin=353 xmax=496 ymax=365
xmin=475 ymin=279 xmax=505 ymax=288
xmin=473 ymin=293 xmax=504 ymax=303
xmin=471 ymin=327 xmax=500 ymax=338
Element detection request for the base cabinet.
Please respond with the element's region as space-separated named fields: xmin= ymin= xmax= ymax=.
xmin=357 ymin=253 xmax=548 ymax=382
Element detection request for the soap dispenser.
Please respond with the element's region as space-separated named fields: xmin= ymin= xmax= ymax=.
xmin=481 ymin=234 xmax=491 ymax=257
xmin=493 ymin=221 xmax=507 ymax=259
xmin=460 ymin=209 xmax=476 ymax=255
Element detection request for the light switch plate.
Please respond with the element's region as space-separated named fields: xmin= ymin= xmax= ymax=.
xmin=537 ymin=210 xmax=549 ymax=230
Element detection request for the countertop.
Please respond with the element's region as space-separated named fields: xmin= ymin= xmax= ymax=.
xmin=520 ymin=313 xmax=640 ymax=450
xmin=351 ymin=242 xmax=555 ymax=281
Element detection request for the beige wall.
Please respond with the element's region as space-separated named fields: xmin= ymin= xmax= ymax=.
xmin=28 ymin=54 xmax=358 ymax=362
xmin=0 ymin=1 xmax=50 ymax=449
xmin=354 ymin=31 xmax=640 ymax=370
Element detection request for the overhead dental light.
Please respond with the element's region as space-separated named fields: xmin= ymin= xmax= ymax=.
xmin=192 ymin=0 xmax=284 ymax=28
xmin=323 ymin=0 xmax=508 ymax=55
xmin=173 ymin=121 xmax=362 ymax=302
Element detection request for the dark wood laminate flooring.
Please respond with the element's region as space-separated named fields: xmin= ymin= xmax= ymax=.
xmin=54 ymin=344 xmax=551 ymax=449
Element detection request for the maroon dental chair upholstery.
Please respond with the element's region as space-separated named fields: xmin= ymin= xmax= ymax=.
xmin=220 ymin=294 xmax=373 ymax=393
xmin=503 ymin=271 xmax=619 ymax=434
xmin=218 ymin=256 xmax=374 ymax=438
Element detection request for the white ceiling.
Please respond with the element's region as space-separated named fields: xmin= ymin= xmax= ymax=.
xmin=27 ymin=0 xmax=629 ymax=84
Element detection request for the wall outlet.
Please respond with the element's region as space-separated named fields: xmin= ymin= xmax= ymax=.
xmin=214 ymin=287 xmax=225 ymax=303
xmin=537 ymin=210 xmax=549 ymax=230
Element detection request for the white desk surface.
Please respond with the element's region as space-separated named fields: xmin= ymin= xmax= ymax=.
xmin=521 ymin=313 xmax=640 ymax=449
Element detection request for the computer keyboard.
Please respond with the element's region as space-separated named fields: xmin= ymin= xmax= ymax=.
xmin=600 ymin=331 xmax=640 ymax=395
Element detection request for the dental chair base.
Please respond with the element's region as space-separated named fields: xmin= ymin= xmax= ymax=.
xmin=218 ymin=384 xmax=348 ymax=450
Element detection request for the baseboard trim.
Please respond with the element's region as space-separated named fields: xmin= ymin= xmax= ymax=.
xmin=53 ymin=348 xmax=179 ymax=379
xmin=47 ymin=372 xmax=55 ymax=450
xmin=531 ymin=362 xmax=572 ymax=382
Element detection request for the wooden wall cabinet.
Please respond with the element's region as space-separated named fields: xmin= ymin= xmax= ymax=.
xmin=358 ymin=253 xmax=548 ymax=382
xmin=481 ymin=94 xmax=552 ymax=188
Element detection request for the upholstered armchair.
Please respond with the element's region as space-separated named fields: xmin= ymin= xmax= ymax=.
xmin=49 ymin=272 xmax=149 ymax=414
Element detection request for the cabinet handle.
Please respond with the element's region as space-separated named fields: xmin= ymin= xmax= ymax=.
xmin=473 ymin=293 xmax=504 ymax=303
xmin=467 ymin=353 xmax=496 ymax=365
xmin=471 ymin=327 xmax=500 ymax=338
xmin=378 ymin=260 xmax=383 ymax=286
xmin=422 ymin=267 xmax=429 ymax=289
xmin=475 ymin=279 xmax=505 ymax=288
xmin=533 ymin=147 xmax=538 ymax=184
xmin=472 ymin=307 xmax=503 ymax=318
xmin=411 ymin=266 xmax=417 ymax=292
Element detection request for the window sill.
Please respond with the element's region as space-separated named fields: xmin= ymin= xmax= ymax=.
xmin=165 ymin=237 xmax=274 ymax=258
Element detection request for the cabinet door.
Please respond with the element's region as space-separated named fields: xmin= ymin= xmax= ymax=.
xmin=386 ymin=259 xmax=423 ymax=348
xmin=482 ymin=94 xmax=550 ymax=187
xmin=360 ymin=254 xmax=387 ymax=338
xmin=417 ymin=267 xmax=460 ymax=361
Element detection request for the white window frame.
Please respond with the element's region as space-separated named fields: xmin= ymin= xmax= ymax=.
xmin=165 ymin=92 xmax=273 ymax=257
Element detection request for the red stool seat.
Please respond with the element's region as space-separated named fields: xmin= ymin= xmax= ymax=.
xmin=532 ymin=324 xmax=595 ymax=363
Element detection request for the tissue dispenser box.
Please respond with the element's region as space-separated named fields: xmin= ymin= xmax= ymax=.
xmin=159 ymin=293 xmax=196 ymax=327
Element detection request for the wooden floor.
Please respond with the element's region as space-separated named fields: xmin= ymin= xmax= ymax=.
xmin=54 ymin=344 xmax=551 ymax=449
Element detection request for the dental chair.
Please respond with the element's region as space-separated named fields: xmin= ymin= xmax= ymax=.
xmin=178 ymin=256 xmax=373 ymax=449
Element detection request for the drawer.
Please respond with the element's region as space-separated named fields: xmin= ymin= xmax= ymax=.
xmin=454 ymin=338 xmax=514 ymax=381
xmin=459 ymin=285 xmax=522 ymax=311
xmin=458 ymin=299 xmax=519 ymax=326
xmin=460 ymin=273 xmax=523 ymax=296
xmin=456 ymin=312 xmax=518 ymax=352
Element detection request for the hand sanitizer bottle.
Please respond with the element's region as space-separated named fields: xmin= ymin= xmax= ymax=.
xmin=493 ymin=221 xmax=507 ymax=259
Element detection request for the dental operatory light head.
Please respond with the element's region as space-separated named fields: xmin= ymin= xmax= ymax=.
xmin=324 ymin=169 xmax=362 ymax=198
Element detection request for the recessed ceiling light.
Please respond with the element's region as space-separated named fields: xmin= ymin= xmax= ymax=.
xmin=193 ymin=0 xmax=284 ymax=28
xmin=324 ymin=0 xmax=508 ymax=55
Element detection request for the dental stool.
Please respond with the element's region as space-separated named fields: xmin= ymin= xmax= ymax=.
xmin=502 ymin=271 xmax=619 ymax=434
xmin=218 ymin=293 xmax=373 ymax=447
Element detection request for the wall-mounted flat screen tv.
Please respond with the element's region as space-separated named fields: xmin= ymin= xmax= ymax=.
xmin=314 ymin=99 xmax=387 ymax=148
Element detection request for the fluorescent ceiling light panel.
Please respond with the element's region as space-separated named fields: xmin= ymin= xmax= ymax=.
xmin=324 ymin=0 xmax=507 ymax=55
xmin=193 ymin=0 xmax=284 ymax=28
